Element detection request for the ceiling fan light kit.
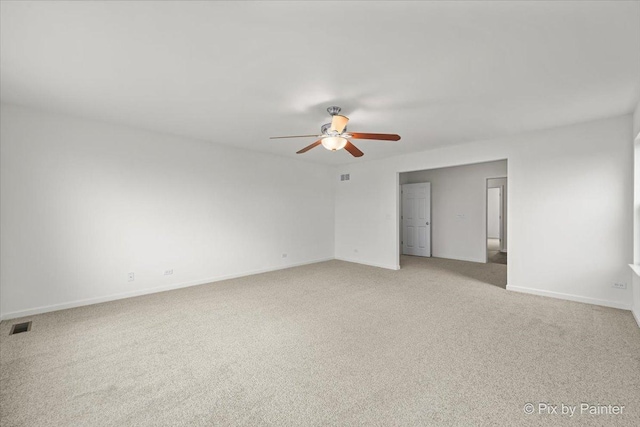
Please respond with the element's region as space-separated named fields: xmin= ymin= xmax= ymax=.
xmin=330 ymin=114 xmax=349 ymax=133
xmin=270 ymin=106 xmax=401 ymax=157
xmin=321 ymin=136 xmax=348 ymax=151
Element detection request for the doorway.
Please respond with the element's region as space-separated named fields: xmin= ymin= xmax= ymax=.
xmin=486 ymin=177 xmax=507 ymax=264
xmin=401 ymin=182 xmax=431 ymax=257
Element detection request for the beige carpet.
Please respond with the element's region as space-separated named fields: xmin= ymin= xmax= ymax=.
xmin=1 ymin=257 xmax=639 ymax=426
xmin=488 ymin=238 xmax=507 ymax=265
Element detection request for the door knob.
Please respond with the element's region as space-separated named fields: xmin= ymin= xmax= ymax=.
xmin=426 ymin=222 xmax=430 ymax=225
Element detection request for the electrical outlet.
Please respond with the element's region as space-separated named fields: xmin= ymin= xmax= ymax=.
xmin=281 ymin=253 xmax=287 ymax=258
xmin=164 ymin=269 xmax=173 ymax=275
xmin=128 ymin=272 xmax=135 ymax=282
xmin=613 ymin=282 xmax=627 ymax=290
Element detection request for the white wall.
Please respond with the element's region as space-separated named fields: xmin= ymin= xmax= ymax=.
xmin=400 ymin=160 xmax=507 ymax=263
xmin=634 ymin=100 xmax=640 ymax=140
xmin=1 ymin=105 xmax=635 ymax=319
xmin=335 ymin=115 xmax=634 ymax=310
xmin=0 ymin=104 xmax=335 ymax=319
xmin=487 ymin=188 xmax=501 ymax=239
xmin=632 ymin=99 xmax=640 ymax=262
xmin=633 ymin=99 xmax=640 ymax=325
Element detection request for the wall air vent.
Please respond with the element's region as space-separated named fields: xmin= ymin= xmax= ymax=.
xmin=9 ymin=321 xmax=32 ymax=335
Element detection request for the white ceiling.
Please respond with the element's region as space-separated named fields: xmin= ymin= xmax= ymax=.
xmin=2 ymin=1 xmax=639 ymax=165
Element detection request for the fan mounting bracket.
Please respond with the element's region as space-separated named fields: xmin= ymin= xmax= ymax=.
xmin=327 ymin=106 xmax=342 ymax=116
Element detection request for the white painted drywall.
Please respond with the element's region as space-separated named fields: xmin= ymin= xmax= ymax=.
xmin=487 ymin=188 xmax=501 ymax=239
xmin=633 ymin=100 xmax=640 ymax=325
xmin=488 ymin=177 xmax=508 ymax=252
xmin=633 ymin=99 xmax=640 ymax=140
xmin=0 ymin=104 xmax=335 ymax=319
xmin=335 ymin=115 xmax=634 ymax=310
xmin=635 ymin=130 xmax=640 ymax=266
xmin=400 ymin=161 xmax=507 ymax=263
xmin=633 ymin=99 xmax=640 ymax=265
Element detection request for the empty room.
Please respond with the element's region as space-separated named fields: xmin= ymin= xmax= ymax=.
xmin=1 ymin=1 xmax=640 ymax=426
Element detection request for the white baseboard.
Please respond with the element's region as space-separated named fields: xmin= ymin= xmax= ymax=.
xmin=0 ymin=257 xmax=334 ymax=321
xmin=633 ymin=308 xmax=640 ymax=329
xmin=335 ymin=257 xmax=400 ymax=271
xmin=506 ymin=285 xmax=632 ymax=311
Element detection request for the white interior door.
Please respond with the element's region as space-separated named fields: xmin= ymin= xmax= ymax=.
xmin=402 ymin=183 xmax=431 ymax=257
xmin=487 ymin=187 xmax=501 ymax=239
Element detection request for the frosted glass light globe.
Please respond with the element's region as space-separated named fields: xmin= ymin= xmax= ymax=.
xmin=321 ymin=136 xmax=347 ymax=151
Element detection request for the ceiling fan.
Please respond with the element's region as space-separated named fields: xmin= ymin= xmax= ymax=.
xmin=270 ymin=106 xmax=401 ymax=157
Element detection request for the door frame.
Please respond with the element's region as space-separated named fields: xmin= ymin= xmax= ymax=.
xmin=485 ymin=176 xmax=507 ymax=263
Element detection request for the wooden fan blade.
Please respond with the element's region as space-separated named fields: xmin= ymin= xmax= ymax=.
xmin=344 ymin=141 xmax=364 ymax=157
xmin=270 ymin=134 xmax=319 ymax=139
xmin=296 ymin=140 xmax=322 ymax=154
xmin=349 ymin=133 xmax=401 ymax=141
xmin=330 ymin=115 xmax=349 ymax=133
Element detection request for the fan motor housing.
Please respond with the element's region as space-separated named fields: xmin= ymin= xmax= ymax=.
xmin=321 ymin=122 xmax=347 ymax=135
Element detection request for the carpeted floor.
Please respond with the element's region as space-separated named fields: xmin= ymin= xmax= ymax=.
xmin=1 ymin=257 xmax=639 ymax=426
xmin=488 ymin=238 xmax=508 ymax=265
